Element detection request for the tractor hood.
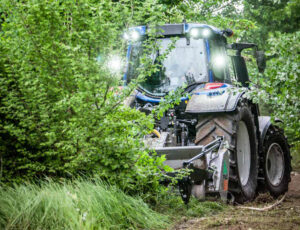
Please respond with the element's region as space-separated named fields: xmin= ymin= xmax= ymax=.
xmin=133 ymin=83 xmax=244 ymax=113
xmin=186 ymin=84 xmax=243 ymax=113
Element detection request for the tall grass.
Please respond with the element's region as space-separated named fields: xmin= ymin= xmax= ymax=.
xmin=0 ymin=179 xmax=168 ymax=230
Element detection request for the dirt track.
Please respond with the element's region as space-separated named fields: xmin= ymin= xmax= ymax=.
xmin=176 ymin=172 xmax=300 ymax=230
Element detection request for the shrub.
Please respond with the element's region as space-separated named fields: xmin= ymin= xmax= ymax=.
xmin=0 ymin=0 xmax=171 ymax=195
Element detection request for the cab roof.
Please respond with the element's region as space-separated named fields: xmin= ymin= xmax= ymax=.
xmin=128 ymin=23 xmax=224 ymax=37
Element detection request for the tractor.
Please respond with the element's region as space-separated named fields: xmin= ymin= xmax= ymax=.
xmin=122 ymin=23 xmax=291 ymax=204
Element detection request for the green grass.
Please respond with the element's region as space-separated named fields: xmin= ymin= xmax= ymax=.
xmin=153 ymin=190 xmax=225 ymax=220
xmin=0 ymin=179 xmax=226 ymax=230
xmin=0 ymin=179 xmax=168 ymax=230
xmin=291 ymin=143 xmax=300 ymax=170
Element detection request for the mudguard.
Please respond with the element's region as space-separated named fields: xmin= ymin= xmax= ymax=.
xmin=258 ymin=116 xmax=272 ymax=143
xmin=185 ymin=86 xmax=244 ymax=113
xmin=258 ymin=116 xmax=284 ymax=144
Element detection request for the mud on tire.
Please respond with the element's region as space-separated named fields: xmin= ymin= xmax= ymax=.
xmin=195 ymin=101 xmax=258 ymax=203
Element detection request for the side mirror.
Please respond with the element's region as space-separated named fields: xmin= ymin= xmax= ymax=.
xmin=255 ymin=51 xmax=266 ymax=73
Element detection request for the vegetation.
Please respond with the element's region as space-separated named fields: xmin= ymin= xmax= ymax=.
xmin=0 ymin=179 xmax=224 ymax=230
xmin=0 ymin=0 xmax=298 ymax=229
xmin=0 ymin=0 xmax=171 ymax=193
xmin=153 ymin=194 xmax=225 ymax=219
xmin=256 ymin=32 xmax=299 ymax=144
xmin=0 ymin=179 xmax=168 ymax=230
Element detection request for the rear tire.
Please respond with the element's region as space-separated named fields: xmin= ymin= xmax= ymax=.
xmin=262 ymin=126 xmax=291 ymax=197
xmin=195 ymin=101 xmax=258 ymax=203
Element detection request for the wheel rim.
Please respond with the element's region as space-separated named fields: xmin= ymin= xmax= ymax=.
xmin=266 ymin=143 xmax=284 ymax=186
xmin=236 ymin=121 xmax=251 ymax=186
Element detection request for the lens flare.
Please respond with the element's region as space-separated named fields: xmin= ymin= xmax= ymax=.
xmin=123 ymin=33 xmax=129 ymax=40
xmin=131 ymin=31 xmax=140 ymax=41
xmin=213 ymin=55 xmax=226 ymax=68
xmin=107 ymin=56 xmax=122 ymax=73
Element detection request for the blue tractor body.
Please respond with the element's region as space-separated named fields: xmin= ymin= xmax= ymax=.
xmin=122 ymin=23 xmax=291 ymax=204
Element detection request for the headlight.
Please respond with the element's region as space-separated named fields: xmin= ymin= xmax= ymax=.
xmin=123 ymin=30 xmax=140 ymax=41
xmin=190 ymin=28 xmax=199 ymax=38
xmin=189 ymin=27 xmax=213 ymax=39
xmin=212 ymin=55 xmax=226 ymax=68
xmin=202 ymin=29 xmax=211 ymax=38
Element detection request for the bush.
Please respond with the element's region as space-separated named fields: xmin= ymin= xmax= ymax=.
xmin=0 ymin=0 xmax=169 ymax=195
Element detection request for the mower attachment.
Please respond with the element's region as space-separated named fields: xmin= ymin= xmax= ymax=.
xmin=156 ymin=137 xmax=230 ymax=204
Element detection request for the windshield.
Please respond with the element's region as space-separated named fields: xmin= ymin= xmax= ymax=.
xmin=127 ymin=38 xmax=209 ymax=96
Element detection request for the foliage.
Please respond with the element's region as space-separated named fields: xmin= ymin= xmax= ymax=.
xmin=153 ymin=86 xmax=186 ymax=119
xmin=261 ymin=32 xmax=299 ymax=144
xmin=0 ymin=179 xmax=169 ymax=230
xmin=0 ymin=0 xmax=174 ymax=194
xmin=291 ymin=143 xmax=300 ymax=170
xmin=243 ymin=0 xmax=299 ymax=48
xmin=245 ymin=32 xmax=300 ymax=145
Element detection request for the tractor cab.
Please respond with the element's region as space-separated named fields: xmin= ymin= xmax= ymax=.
xmin=124 ymin=24 xmax=234 ymax=99
xmin=123 ymin=23 xmax=265 ymax=103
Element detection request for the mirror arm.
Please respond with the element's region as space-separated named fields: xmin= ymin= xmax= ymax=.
xmin=226 ymin=43 xmax=257 ymax=56
xmin=227 ymin=43 xmax=266 ymax=73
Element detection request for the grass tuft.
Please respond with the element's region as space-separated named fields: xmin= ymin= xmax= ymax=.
xmin=0 ymin=179 xmax=226 ymax=229
xmin=0 ymin=179 xmax=168 ymax=230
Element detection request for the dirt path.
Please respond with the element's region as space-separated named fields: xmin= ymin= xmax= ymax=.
xmin=176 ymin=172 xmax=300 ymax=230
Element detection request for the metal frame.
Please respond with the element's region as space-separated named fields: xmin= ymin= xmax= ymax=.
xmin=157 ymin=137 xmax=230 ymax=204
